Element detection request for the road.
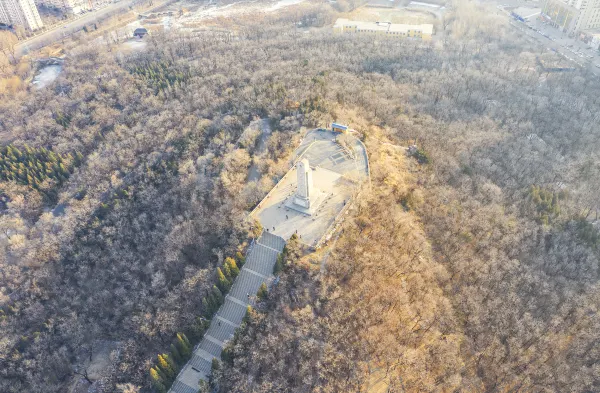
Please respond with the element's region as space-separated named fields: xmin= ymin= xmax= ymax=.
xmin=510 ymin=16 xmax=600 ymax=74
xmin=15 ymin=0 xmax=138 ymax=56
xmin=489 ymin=0 xmax=600 ymax=76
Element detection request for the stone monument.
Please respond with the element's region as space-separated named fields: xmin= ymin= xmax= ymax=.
xmin=285 ymin=158 xmax=327 ymax=215
xmin=294 ymin=159 xmax=313 ymax=208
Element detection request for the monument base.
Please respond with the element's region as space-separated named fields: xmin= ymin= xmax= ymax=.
xmin=285 ymin=188 xmax=328 ymax=216
xmin=294 ymin=196 xmax=311 ymax=208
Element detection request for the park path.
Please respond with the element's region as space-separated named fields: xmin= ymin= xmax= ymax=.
xmin=169 ymin=231 xmax=286 ymax=393
xmin=247 ymin=118 xmax=272 ymax=182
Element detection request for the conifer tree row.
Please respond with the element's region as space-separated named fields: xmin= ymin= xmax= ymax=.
xmin=129 ymin=60 xmax=191 ymax=93
xmin=147 ymin=252 xmax=244 ymax=391
xmin=0 ymin=144 xmax=82 ymax=200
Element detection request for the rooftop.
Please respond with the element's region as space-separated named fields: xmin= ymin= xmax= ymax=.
xmin=334 ymin=18 xmax=434 ymax=34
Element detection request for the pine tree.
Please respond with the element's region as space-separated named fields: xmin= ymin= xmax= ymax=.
xmin=216 ymin=267 xmax=231 ymax=292
xmin=222 ymin=262 xmax=233 ymax=280
xmin=180 ymin=332 xmax=191 ymax=347
xmin=157 ymin=354 xmax=174 ymax=379
xmin=257 ymin=283 xmax=268 ymax=300
xmin=170 ymin=344 xmax=182 ymax=364
xmin=274 ymin=253 xmax=284 ymax=274
xmin=176 ymin=333 xmax=191 ymax=357
xmin=164 ymin=353 xmax=178 ymax=374
xmin=202 ymin=297 xmax=212 ymax=316
xmin=211 ymin=285 xmax=223 ymax=304
xmin=235 ymin=251 xmax=246 ymax=267
xmin=225 ymin=257 xmax=240 ymax=277
xmin=243 ymin=305 xmax=253 ymax=324
xmin=211 ymin=358 xmax=221 ymax=372
xmin=150 ymin=367 xmax=166 ymax=393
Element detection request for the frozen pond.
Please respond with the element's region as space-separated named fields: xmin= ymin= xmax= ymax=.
xmin=32 ymin=64 xmax=62 ymax=90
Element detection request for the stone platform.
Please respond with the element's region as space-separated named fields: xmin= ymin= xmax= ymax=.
xmin=284 ymin=186 xmax=329 ymax=215
xmin=250 ymin=128 xmax=369 ymax=248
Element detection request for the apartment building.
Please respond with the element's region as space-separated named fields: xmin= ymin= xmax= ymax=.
xmin=542 ymin=0 xmax=600 ymax=34
xmin=0 ymin=0 xmax=43 ymax=30
xmin=333 ymin=18 xmax=434 ymax=40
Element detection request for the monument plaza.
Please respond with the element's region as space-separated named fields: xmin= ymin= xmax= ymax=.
xmin=251 ymin=129 xmax=369 ymax=247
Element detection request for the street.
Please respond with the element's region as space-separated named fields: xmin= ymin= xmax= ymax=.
xmin=488 ymin=0 xmax=600 ymax=76
xmin=15 ymin=0 xmax=138 ymax=56
xmin=510 ymin=14 xmax=600 ymax=74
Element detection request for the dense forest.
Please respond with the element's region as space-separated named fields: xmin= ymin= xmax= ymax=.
xmin=0 ymin=0 xmax=599 ymax=392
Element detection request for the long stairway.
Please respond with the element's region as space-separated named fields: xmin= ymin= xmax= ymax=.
xmin=169 ymin=231 xmax=286 ymax=393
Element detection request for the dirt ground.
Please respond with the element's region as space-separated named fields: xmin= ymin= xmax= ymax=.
xmin=133 ymin=0 xmax=310 ymax=31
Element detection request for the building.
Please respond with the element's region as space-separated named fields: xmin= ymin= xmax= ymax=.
xmin=331 ymin=123 xmax=348 ymax=133
xmin=541 ymin=0 xmax=600 ymax=35
xmin=333 ymin=18 xmax=434 ymax=40
xmin=34 ymin=0 xmax=89 ymax=14
xmin=133 ymin=27 xmax=148 ymax=38
xmin=0 ymin=0 xmax=43 ymax=30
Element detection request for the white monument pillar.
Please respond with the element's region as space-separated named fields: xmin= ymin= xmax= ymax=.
xmin=294 ymin=159 xmax=313 ymax=208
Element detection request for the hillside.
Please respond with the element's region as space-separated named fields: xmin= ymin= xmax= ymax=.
xmin=0 ymin=1 xmax=599 ymax=392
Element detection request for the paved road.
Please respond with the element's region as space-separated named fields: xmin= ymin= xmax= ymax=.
xmin=509 ymin=16 xmax=600 ymax=73
xmin=487 ymin=0 xmax=600 ymax=76
xmin=15 ymin=0 xmax=138 ymax=56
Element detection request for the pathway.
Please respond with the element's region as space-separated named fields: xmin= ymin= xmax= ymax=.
xmin=247 ymin=118 xmax=272 ymax=182
xmin=169 ymin=231 xmax=286 ymax=393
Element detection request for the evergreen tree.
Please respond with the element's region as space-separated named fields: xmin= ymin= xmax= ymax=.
xmin=202 ymin=297 xmax=212 ymax=316
xmin=164 ymin=353 xmax=178 ymax=374
xmin=216 ymin=267 xmax=231 ymax=292
xmin=180 ymin=332 xmax=191 ymax=347
xmin=222 ymin=262 xmax=233 ymax=280
xmin=235 ymin=251 xmax=245 ymax=267
xmin=150 ymin=367 xmax=166 ymax=393
xmin=211 ymin=285 xmax=224 ymax=305
xmin=257 ymin=283 xmax=268 ymax=301
xmin=157 ymin=354 xmax=174 ymax=379
xmin=170 ymin=344 xmax=182 ymax=365
xmin=221 ymin=343 xmax=234 ymax=366
xmin=274 ymin=253 xmax=284 ymax=274
xmin=225 ymin=257 xmax=240 ymax=277
xmin=176 ymin=333 xmax=191 ymax=357
xmin=211 ymin=358 xmax=221 ymax=373
xmin=243 ymin=305 xmax=253 ymax=324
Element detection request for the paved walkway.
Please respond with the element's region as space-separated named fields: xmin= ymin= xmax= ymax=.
xmin=169 ymin=231 xmax=285 ymax=393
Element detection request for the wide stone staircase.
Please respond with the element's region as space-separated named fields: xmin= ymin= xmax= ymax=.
xmin=169 ymin=231 xmax=286 ymax=393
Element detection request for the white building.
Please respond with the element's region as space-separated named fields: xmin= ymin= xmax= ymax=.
xmin=0 ymin=0 xmax=43 ymax=30
xmin=333 ymin=18 xmax=434 ymax=40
